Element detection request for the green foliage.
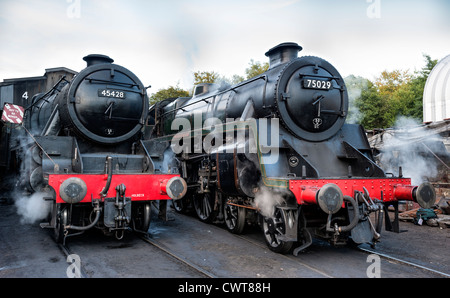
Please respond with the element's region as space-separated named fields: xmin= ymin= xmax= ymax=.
xmin=355 ymin=80 xmax=391 ymax=129
xmin=151 ymin=59 xmax=266 ymax=103
xmin=193 ymin=71 xmax=220 ymax=85
xmin=193 ymin=59 xmax=269 ymax=87
xmin=245 ymin=59 xmax=269 ymax=79
xmin=149 ymin=84 xmax=189 ymax=105
xmin=230 ymin=74 xmax=245 ymax=85
xmin=353 ymin=54 xmax=437 ymax=129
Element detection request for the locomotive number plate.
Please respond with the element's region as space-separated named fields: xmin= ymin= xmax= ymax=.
xmin=98 ymin=89 xmax=126 ymax=99
xmin=303 ymin=79 xmax=332 ymax=90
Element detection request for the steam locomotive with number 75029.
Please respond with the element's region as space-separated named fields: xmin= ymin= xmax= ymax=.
xmin=147 ymin=42 xmax=436 ymax=254
xmin=1 ymin=54 xmax=187 ymax=243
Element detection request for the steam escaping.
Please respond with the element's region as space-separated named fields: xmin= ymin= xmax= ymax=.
xmin=15 ymin=192 xmax=51 ymax=224
xmin=370 ymin=116 xmax=446 ymax=185
xmin=252 ymin=186 xmax=286 ymax=217
xmin=344 ymin=75 xmax=368 ymax=124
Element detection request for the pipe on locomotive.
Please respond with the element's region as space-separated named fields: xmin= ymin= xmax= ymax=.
xmin=65 ymin=199 xmax=102 ymax=231
xmin=100 ymin=156 xmax=113 ymax=198
xmin=326 ymin=196 xmax=360 ymax=233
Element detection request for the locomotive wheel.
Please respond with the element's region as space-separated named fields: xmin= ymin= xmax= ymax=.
xmin=193 ymin=192 xmax=216 ymax=223
xmin=261 ymin=208 xmax=294 ymax=254
xmin=224 ymin=203 xmax=246 ymax=234
xmin=54 ymin=204 xmax=68 ymax=244
xmin=132 ymin=202 xmax=151 ymax=233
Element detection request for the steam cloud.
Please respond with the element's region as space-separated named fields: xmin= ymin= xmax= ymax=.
xmin=252 ymin=186 xmax=286 ymax=217
xmin=345 ymin=75 xmax=368 ymax=124
xmin=15 ymin=192 xmax=51 ymax=224
xmin=371 ymin=116 xmax=444 ymax=185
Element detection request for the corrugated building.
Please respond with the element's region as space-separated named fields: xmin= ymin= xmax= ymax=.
xmin=423 ymin=55 xmax=450 ymax=123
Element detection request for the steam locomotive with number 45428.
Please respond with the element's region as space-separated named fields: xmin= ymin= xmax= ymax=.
xmin=147 ymin=42 xmax=436 ymax=255
xmin=2 ymin=54 xmax=187 ymax=243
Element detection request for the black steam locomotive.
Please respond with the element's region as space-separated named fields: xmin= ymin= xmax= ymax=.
xmin=3 ymin=54 xmax=186 ymax=243
xmin=148 ymin=42 xmax=436 ymax=254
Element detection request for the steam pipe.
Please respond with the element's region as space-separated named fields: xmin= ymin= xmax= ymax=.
xmin=65 ymin=200 xmax=101 ymax=231
xmin=326 ymin=196 xmax=359 ymax=233
xmin=66 ymin=209 xmax=101 ymax=231
xmin=100 ymin=156 xmax=113 ymax=198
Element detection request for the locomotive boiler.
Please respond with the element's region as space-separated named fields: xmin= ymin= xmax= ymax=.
xmin=9 ymin=54 xmax=186 ymax=243
xmin=148 ymin=42 xmax=436 ymax=254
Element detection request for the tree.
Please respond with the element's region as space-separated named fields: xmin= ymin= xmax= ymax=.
xmin=373 ymin=69 xmax=413 ymax=126
xmin=149 ymin=84 xmax=189 ymax=105
xmin=193 ymin=71 xmax=220 ymax=85
xmin=374 ymin=70 xmax=412 ymax=96
xmin=229 ymin=74 xmax=245 ymax=85
xmin=419 ymin=54 xmax=438 ymax=78
xmin=353 ymin=54 xmax=437 ymax=128
xmin=245 ymin=59 xmax=269 ymax=79
xmin=405 ymin=54 xmax=438 ymax=120
xmin=355 ymin=80 xmax=391 ymax=129
xmin=191 ymin=59 xmax=268 ymax=88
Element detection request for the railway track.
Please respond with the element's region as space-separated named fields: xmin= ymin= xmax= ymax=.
xmin=233 ymin=228 xmax=450 ymax=278
xmin=139 ymin=234 xmax=217 ymax=278
xmin=49 ymin=209 xmax=450 ymax=278
xmin=231 ymin=233 xmax=333 ymax=278
xmin=357 ymin=245 xmax=450 ymax=278
xmin=57 ymin=242 xmax=89 ymax=278
xmin=56 ymin=229 xmax=214 ymax=278
xmin=170 ymin=210 xmax=449 ymax=278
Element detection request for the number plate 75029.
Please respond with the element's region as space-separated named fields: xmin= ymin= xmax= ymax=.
xmin=302 ymin=79 xmax=332 ymax=90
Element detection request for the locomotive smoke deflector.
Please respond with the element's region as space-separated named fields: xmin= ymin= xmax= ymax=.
xmin=265 ymin=42 xmax=303 ymax=69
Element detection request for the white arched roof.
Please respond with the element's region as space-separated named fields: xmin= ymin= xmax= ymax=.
xmin=423 ymin=54 xmax=450 ymax=122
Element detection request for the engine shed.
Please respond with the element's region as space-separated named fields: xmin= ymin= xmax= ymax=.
xmin=0 ymin=67 xmax=77 ymax=176
xmin=0 ymin=67 xmax=77 ymax=109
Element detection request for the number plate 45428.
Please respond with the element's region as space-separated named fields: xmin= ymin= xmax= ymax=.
xmin=98 ymin=89 xmax=126 ymax=99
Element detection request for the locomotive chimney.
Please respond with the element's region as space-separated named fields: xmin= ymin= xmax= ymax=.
xmin=265 ymin=42 xmax=302 ymax=69
xmin=83 ymin=54 xmax=114 ymax=67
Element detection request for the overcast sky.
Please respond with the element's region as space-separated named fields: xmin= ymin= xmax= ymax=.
xmin=0 ymin=0 xmax=449 ymax=94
